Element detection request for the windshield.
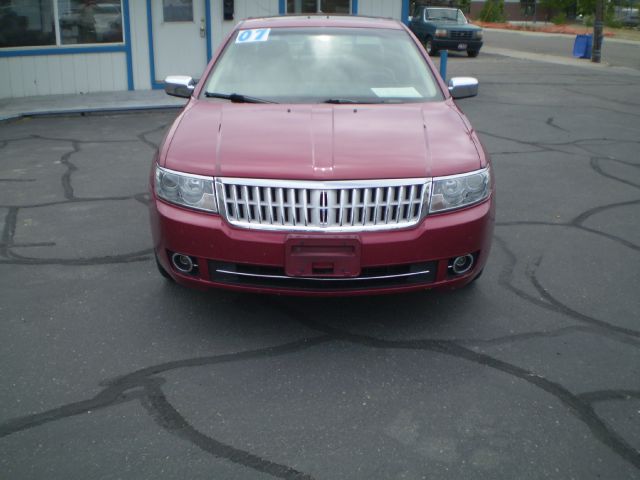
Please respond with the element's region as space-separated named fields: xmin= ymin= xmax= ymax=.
xmin=203 ymin=27 xmax=443 ymax=104
xmin=426 ymin=8 xmax=468 ymax=24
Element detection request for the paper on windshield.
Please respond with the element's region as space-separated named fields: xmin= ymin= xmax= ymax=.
xmin=371 ymin=87 xmax=422 ymax=98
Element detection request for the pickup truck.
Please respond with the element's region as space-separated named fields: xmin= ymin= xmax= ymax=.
xmin=409 ymin=6 xmax=483 ymax=57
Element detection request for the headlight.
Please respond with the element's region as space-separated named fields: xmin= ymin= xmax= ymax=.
xmin=474 ymin=30 xmax=483 ymax=39
xmin=429 ymin=167 xmax=491 ymax=213
xmin=155 ymin=165 xmax=218 ymax=213
xmin=435 ymin=29 xmax=448 ymax=38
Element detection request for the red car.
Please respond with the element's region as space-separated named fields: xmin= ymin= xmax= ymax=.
xmin=149 ymin=15 xmax=494 ymax=296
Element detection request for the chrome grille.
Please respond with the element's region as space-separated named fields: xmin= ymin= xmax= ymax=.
xmin=451 ymin=30 xmax=473 ymax=39
xmin=216 ymin=178 xmax=430 ymax=232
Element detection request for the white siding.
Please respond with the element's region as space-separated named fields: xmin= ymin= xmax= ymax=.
xmin=129 ymin=0 xmax=152 ymax=90
xmin=358 ymin=0 xmax=402 ymax=20
xmin=0 ymin=52 xmax=127 ymax=98
xmin=210 ymin=0 xmax=279 ymax=57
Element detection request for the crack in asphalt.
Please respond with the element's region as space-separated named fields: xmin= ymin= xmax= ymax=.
xmin=3 ymin=310 xmax=638 ymax=474
xmin=0 ymin=337 xmax=332 ymax=479
xmin=545 ymin=116 xmax=569 ymax=132
xmin=492 ymin=235 xmax=640 ymax=347
xmin=0 ymin=94 xmax=638 ymax=478
xmin=137 ymin=123 xmax=166 ymax=150
xmin=60 ymin=140 xmax=79 ymax=199
xmin=0 ymin=125 xmax=166 ymax=265
xmin=561 ymin=86 xmax=640 ymax=108
xmin=473 ymin=98 xmax=640 ymax=119
xmin=590 ymin=157 xmax=640 ymax=189
xmin=0 ymin=194 xmax=149 ymax=209
xmin=578 ymin=390 xmax=640 ymax=403
xmin=269 ymin=304 xmax=640 ymax=471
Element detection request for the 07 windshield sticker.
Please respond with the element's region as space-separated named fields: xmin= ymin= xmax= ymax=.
xmin=235 ymin=28 xmax=271 ymax=44
xmin=371 ymin=87 xmax=422 ymax=98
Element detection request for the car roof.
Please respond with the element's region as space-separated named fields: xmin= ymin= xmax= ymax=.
xmin=238 ymin=15 xmax=404 ymax=31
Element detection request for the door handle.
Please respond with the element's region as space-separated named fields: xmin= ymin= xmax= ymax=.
xmin=200 ymin=17 xmax=205 ymax=38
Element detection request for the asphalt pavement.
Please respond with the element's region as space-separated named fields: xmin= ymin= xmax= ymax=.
xmin=0 ymin=52 xmax=639 ymax=479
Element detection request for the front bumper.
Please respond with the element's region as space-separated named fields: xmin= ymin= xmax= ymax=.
xmin=149 ymin=192 xmax=495 ymax=296
xmin=433 ymin=39 xmax=483 ymax=52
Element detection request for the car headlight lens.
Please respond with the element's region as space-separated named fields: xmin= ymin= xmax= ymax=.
xmin=435 ymin=29 xmax=448 ymax=38
xmin=474 ymin=30 xmax=483 ymax=39
xmin=429 ymin=167 xmax=491 ymax=213
xmin=155 ymin=165 xmax=218 ymax=213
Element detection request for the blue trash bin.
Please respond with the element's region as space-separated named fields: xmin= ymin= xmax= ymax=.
xmin=573 ymin=34 xmax=593 ymax=59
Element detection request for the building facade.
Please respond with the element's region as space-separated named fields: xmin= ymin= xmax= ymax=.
xmin=0 ymin=0 xmax=413 ymax=99
xmin=469 ymin=0 xmax=554 ymax=22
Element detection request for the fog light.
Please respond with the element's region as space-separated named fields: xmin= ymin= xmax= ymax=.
xmin=171 ymin=253 xmax=197 ymax=274
xmin=450 ymin=254 xmax=474 ymax=275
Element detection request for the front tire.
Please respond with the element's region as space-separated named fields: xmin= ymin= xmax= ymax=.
xmin=469 ymin=268 xmax=483 ymax=284
xmin=467 ymin=49 xmax=480 ymax=58
xmin=155 ymin=253 xmax=174 ymax=281
xmin=425 ymin=37 xmax=438 ymax=57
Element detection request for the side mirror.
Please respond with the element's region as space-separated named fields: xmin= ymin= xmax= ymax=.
xmin=164 ymin=75 xmax=196 ymax=98
xmin=448 ymin=77 xmax=479 ymax=99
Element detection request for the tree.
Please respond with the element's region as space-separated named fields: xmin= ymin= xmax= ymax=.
xmin=479 ymin=0 xmax=506 ymax=21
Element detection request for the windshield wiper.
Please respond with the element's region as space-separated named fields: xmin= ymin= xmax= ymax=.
xmin=204 ymin=92 xmax=277 ymax=104
xmin=323 ymin=98 xmax=381 ymax=104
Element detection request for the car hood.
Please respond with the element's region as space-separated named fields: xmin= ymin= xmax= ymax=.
xmin=431 ymin=22 xmax=481 ymax=30
xmin=163 ymin=100 xmax=482 ymax=180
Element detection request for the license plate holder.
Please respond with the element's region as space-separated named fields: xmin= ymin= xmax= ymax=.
xmin=458 ymin=43 xmax=468 ymax=49
xmin=285 ymin=236 xmax=361 ymax=278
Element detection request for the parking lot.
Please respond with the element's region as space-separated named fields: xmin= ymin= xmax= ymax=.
xmin=1 ymin=52 xmax=639 ymax=479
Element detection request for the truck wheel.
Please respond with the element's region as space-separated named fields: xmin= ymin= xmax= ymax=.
xmin=467 ymin=49 xmax=479 ymax=58
xmin=425 ymin=38 xmax=438 ymax=56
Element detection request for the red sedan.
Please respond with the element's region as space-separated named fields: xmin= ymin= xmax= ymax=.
xmin=149 ymin=15 xmax=494 ymax=296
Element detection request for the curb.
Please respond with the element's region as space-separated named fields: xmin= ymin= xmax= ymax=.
xmin=0 ymin=103 xmax=184 ymax=124
xmin=482 ymin=46 xmax=640 ymax=75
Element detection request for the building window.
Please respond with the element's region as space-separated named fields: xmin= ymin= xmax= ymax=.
xmin=0 ymin=0 xmax=124 ymax=49
xmin=163 ymin=0 xmax=193 ymax=22
xmin=0 ymin=0 xmax=56 ymax=48
xmin=286 ymin=0 xmax=351 ymax=14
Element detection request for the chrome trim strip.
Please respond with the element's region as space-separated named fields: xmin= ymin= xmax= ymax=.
xmin=218 ymin=177 xmax=430 ymax=189
xmin=215 ymin=269 xmax=431 ymax=282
